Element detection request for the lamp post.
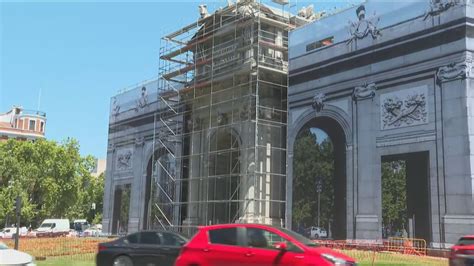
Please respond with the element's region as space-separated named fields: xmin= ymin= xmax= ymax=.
xmin=14 ymin=196 xmax=21 ymax=250
xmin=316 ymin=178 xmax=323 ymax=228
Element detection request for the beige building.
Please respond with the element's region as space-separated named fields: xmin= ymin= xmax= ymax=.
xmin=92 ymin=159 xmax=107 ymax=177
xmin=0 ymin=106 xmax=46 ymax=141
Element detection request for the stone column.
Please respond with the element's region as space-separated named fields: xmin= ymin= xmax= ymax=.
xmin=102 ymin=143 xmax=116 ymax=234
xmin=352 ymin=83 xmax=381 ymax=239
xmin=239 ymin=121 xmax=258 ymax=223
xmin=183 ymin=130 xmax=203 ymax=227
xmin=128 ymin=137 xmax=146 ymax=233
xmin=437 ymin=58 xmax=474 ymax=243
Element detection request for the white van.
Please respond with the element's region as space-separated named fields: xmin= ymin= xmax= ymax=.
xmin=73 ymin=219 xmax=90 ymax=232
xmin=35 ymin=219 xmax=70 ymax=237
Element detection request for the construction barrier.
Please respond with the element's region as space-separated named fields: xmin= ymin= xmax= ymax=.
xmin=314 ymin=238 xmax=447 ymax=266
xmin=2 ymin=236 xmax=448 ymax=265
xmin=386 ymin=237 xmax=427 ymax=256
xmin=3 ymin=236 xmax=115 ymax=261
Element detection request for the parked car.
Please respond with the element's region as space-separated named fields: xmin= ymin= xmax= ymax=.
xmin=450 ymin=235 xmax=474 ymax=266
xmin=0 ymin=242 xmax=36 ymax=265
xmin=96 ymin=230 xmax=188 ymax=266
xmin=35 ymin=219 xmax=70 ymax=237
xmin=0 ymin=227 xmax=28 ymax=239
xmin=175 ymin=224 xmax=356 ymax=266
xmin=83 ymin=224 xmax=102 ymax=237
xmin=307 ymin=226 xmax=328 ymax=239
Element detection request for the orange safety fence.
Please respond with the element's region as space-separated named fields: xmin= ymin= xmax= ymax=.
xmin=2 ymin=236 xmax=116 ymax=260
xmin=313 ymin=238 xmax=447 ymax=266
xmin=386 ymin=237 xmax=427 ymax=256
xmin=2 ymin=236 xmax=448 ymax=265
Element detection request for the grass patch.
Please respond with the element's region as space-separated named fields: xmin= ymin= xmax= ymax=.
xmin=33 ymin=251 xmax=448 ymax=266
xmin=340 ymin=250 xmax=448 ymax=266
xmin=4 ymin=238 xmax=446 ymax=266
xmin=36 ymin=254 xmax=94 ymax=266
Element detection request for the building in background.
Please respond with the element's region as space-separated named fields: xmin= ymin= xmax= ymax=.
xmin=103 ymin=0 xmax=313 ymax=235
xmin=0 ymin=106 xmax=46 ymax=141
xmin=92 ymin=158 xmax=107 ymax=178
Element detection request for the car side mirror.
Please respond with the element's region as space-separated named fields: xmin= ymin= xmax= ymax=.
xmin=273 ymin=242 xmax=287 ymax=251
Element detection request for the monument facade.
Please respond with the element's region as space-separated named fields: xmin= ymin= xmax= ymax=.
xmin=288 ymin=0 xmax=474 ymax=245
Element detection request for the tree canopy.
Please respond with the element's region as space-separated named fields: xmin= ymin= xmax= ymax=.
xmin=0 ymin=138 xmax=104 ymax=228
xmin=292 ymin=127 xmax=334 ymax=230
xmin=381 ymin=161 xmax=407 ymax=236
xmin=292 ymin=127 xmax=409 ymax=237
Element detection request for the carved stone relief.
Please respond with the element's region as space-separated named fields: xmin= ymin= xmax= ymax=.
xmin=312 ymin=92 xmax=326 ymax=112
xmin=353 ymin=83 xmax=376 ymax=101
xmin=347 ymin=5 xmax=381 ymax=45
xmin=424 ymin=0 xmax=458 ymax=20
xmin=116 ymin=148 xmax=133 ymax=171
xmin=135 ymin=136 xmax=145 ymax=146
xmin=112 ymin=97 xmax=120 ymax=116
xmin=436 ymin=58 xmax=473 ymax=84
xmin=107 ymin=142 xmax=116 ymax=153
xmin=380 ymin=86 xmax=428 ymax=130
xmin=187 ymin=117 xmax=202 ymax=131
xmin=217 ymin=111 xmax=228 ymax=125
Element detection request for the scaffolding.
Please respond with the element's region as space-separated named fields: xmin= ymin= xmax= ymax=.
xmin=143 ymin=0 xmax=307 ymax=233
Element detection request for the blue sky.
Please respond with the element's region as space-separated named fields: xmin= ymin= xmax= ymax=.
xmin=0 ymin=0 xmax=355 ymax=158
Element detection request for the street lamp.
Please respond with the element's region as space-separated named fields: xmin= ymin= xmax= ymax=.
xmin=316 ymin=178 xmax=323 ymax=228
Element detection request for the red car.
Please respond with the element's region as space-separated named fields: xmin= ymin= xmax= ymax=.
xmin=450 ymin=235 xmax=474 ymax=266
xmin=175 ymin=223 xmax=357 ymax=266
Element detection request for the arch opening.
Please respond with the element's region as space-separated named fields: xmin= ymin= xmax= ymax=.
xmin=206 ymin=127 xmax=241 ymax=224
xmin=144 ymin=148 xmax=177 ymax=230
xmin=292 ymin=116 xmax=347 ymax=240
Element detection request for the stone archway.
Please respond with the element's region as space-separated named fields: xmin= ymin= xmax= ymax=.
xmin=143 ymin=148 xmax=177 ymax=230
xmin=291 ymin=116 xmax=347 ymax=239
xmin=206 ymin=127 xmax=241 ymax=224
xmin=287 ymin=106 xmax=352 ymax=239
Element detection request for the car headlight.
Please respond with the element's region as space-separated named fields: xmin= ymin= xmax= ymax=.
xmin=321 ymin=254 xmax=356 ymax=266
xmin=25 ymin=256 xmax=36 ymax=266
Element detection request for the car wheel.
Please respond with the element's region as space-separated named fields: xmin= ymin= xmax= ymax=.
xmin=113 ymin=255 xmax=133 ymax=266
xmin=315 ymin=234 xmax=319 ymax=239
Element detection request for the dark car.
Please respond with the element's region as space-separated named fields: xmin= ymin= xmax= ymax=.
xmin=96 ymin=230 xmax=188 ymax=266
xmin=450 ymin=235 xmax=474 ymax=266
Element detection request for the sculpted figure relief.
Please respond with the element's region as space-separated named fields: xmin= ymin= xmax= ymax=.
xmin=112 ymin=97 xmax=120 ymax=116
xmin=347 ymin=5 xmax=381 ymax=45
xmin=312 ymin=92 xmax=326 ymax=112
xmin=136 ymin=86 xmax=148 ymax=111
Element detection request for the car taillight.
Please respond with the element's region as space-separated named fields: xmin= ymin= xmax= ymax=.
xmin=451 ymin=248 xmax=474 ymax=258
xmin=450 ymin=249 xmax=456 ymax=258
xmin=98 ymin=244 xmax=107 ymax=252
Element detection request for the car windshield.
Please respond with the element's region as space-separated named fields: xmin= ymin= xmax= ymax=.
xmin=279 ymin=227 xmax=319 ymax=247
xmin=39 ymin=223 xmax=54 ymax=228
xmin=458 ymin=237 xmax=474 ymax=246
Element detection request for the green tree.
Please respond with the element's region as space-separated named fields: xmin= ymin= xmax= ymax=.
xmin=0 ymin=139 xmax=103 ymax=227
xmin=292 ymin=128 xmax=334 ymax=230
xmin=381 ymin=161 xmax=407 ymax=235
